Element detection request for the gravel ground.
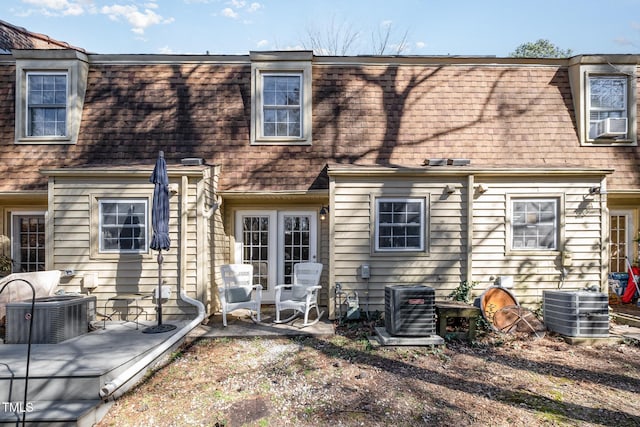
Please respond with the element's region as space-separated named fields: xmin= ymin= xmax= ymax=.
xmin=96 ymin=318 xmax=640 ymax=427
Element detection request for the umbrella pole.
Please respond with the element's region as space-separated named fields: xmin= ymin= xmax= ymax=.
xmin=157 ymin=250 xmax=163 ymax=326
xmin=143 ymin=249 xmax=176 ymax=333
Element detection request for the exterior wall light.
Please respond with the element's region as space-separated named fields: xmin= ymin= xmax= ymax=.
xmin=320 ymin=206 xmax=329 ymax=221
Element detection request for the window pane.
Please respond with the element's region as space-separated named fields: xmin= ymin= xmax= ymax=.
xmin=264 ymin=109 xmax=276 ymax=122
xmin=29 ymin=75 xmax=43 ymax=90
xmin=264 ymin=90 xmax=276 ymax=105
xmin=263 ymin=76 xmax=276 ymax=91
xmin=511 ymin=199 xmax=557 ymax=250
xmin=289 ymin=122 xmax=300 ymax=136
xmin=276 ymin=109 xmax=288 ymax=122
xmin=376 ymin=199 xmax=424 ymax=251
xmin=264 ymin=123 xmax=275 ymax=136
xmin=99 ymin=200 xmax=148 ymax=253
xmin=591 ymin=78 xmax=625 ymax=109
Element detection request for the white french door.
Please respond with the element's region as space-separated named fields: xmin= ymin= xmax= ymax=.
xmin=235 ymin=210 xmax=317 ymax=302
xmin=11 ymin=212 xmax=46 ymax=273
xmin=610 ymin=210 xmax=633 ymax=273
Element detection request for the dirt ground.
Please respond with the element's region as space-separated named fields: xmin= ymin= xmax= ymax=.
xmin=96 ymin=305 xmax=640 ymax=427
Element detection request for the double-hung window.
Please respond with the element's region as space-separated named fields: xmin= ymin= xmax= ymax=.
xmin=262 ymin=74 xmax=301 ymax=138
xmin=250 ymin=51 xmax=312 ymax=145
xmin=99 ymin=199 xmax=148 ymax=253
xmin=27 ymin=72 xmax=67 ymax=137
xmin=511 ymin=198 xmax=558 ymax=250
xmin=570 ymin=61 xmax=636 ymax=145
xmin=588 ymin=76 xmax=627 ymax=140
xmin=375 ymin=198 xmax=425 ymax=252
xmin=14 ymin=50 xmax=89 ymax=145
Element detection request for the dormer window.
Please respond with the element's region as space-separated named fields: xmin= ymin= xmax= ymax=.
xmin=588 ymin=76 xmax=627 ymax=140
xmin=250 ymin=51 xmax=312 ymax=145
xmin=13 ymin=49 xmax=88 ymax=145
xmin=568 ymin=59 xmax=637 ymax=146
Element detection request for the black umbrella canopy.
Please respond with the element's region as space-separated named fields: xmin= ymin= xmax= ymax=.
xmin=149 ymin=151 xmax=170 ymax=252
xmin=144 ymin=151 xmax=176 ymax=334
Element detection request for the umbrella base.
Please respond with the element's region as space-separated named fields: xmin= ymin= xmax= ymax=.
xmin=142 ymin=323 xmax=178 ymax=334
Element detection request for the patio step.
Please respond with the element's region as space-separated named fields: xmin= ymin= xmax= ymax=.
xmin=0 ymin=399 xmax=111 ymax=426
xmin=0 ymin=372 xmax=103 ymax=402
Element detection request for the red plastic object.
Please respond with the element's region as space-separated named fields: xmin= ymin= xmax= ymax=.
xmin=622 ymin=266 xmax=640 ymax=303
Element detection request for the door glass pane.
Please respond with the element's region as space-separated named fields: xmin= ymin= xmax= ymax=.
xmin=610 ymin=215 xmax=627 ymax=273
xmin=282 ymin=214 xmax=311 ymax=285
xmin=13 ymin=215 xmax=45 ymax=272
xmin=242 ymin=216 xmax=270 ymax=290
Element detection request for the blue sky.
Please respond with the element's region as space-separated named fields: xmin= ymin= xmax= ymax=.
xmin=4 ymin=0 xmax=640 ymax=56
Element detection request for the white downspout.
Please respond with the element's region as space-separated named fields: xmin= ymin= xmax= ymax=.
xmin=100 ymin=175 xmax=207 ymax=399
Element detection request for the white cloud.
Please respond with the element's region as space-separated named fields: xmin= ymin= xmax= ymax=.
xmin=415 ymin=41 xmax=426 ymax=49
xmin=256 ymin=39 xmax=268 ymax=48
xmin=221 ymin=7 xmax=238 ymax=19
xmin=21 ymin=0 xmax=91 ymax=16
xmin=100 ymin=4 xmax=174 ymax=35
xmin=248 ymin=2 xmax=261 ymax=12
xmin=221 ymin=1 xmax=262 ymax=19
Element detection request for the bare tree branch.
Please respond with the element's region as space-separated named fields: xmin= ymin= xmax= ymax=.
xmin=302 ymin=15 xmax=360 ymax=55
xmin=302 ymin=18 xmax=411 ymax=55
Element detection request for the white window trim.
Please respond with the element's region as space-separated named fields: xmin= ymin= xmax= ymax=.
xmin=260 ymin=72 xmax=303 ymax=139
xmin=250 ymin=52 xmax=312 ymax=145
xmin=96 ymin=198 xmax=149 ymax=255
xmin=373 ymin=197 xmax=427 ymax=253
xmin=569 ymin=61 xmax=637 ymax=146
xmin=14 ymin=50 xmax=89 ymax=145
xmin=587 ymin=75 xmax=628 ymax=140
xmin=89 ymin=196 xmax=153 ymax=261
xmin=26 ymin=71 xmax=68 ymax=138
xmin=506 ymin=194 xmax=564 ymax=255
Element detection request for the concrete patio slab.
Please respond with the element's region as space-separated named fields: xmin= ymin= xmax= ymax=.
xmin=190 ymin=305 xmax=335 ymax=339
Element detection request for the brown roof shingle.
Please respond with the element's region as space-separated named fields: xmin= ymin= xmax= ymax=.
xmin=0 ymin=49 xmax=639 ymax=193
xmin=0 ymin=19 xmax=85 ymax=53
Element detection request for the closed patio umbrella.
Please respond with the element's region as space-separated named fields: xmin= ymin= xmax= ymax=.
xmin=143 ymin=151 xmax=177 ymax=334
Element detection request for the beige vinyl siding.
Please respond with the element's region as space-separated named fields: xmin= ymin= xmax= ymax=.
xmin=472 ymin=178 xmax=604 ymax=306
xmin=46 ymin=166 xmax=213 ymax=321
xmin=332 ymin=176 xmax=468 ymax=313
xmin=329 ymin=166 xmax=610 ymax=317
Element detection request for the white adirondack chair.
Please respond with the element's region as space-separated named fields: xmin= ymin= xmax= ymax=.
xmin=274 ymin=262 xmax=324 ymax=327
xmin=219 ymin=264 xmax=262 ymax=327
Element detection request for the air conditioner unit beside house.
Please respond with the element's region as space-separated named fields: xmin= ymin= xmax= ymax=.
xmin=595 ymin=117 xmax=627 ymax=138
xmin=385 ymin=284 xmax=436 ymax=336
